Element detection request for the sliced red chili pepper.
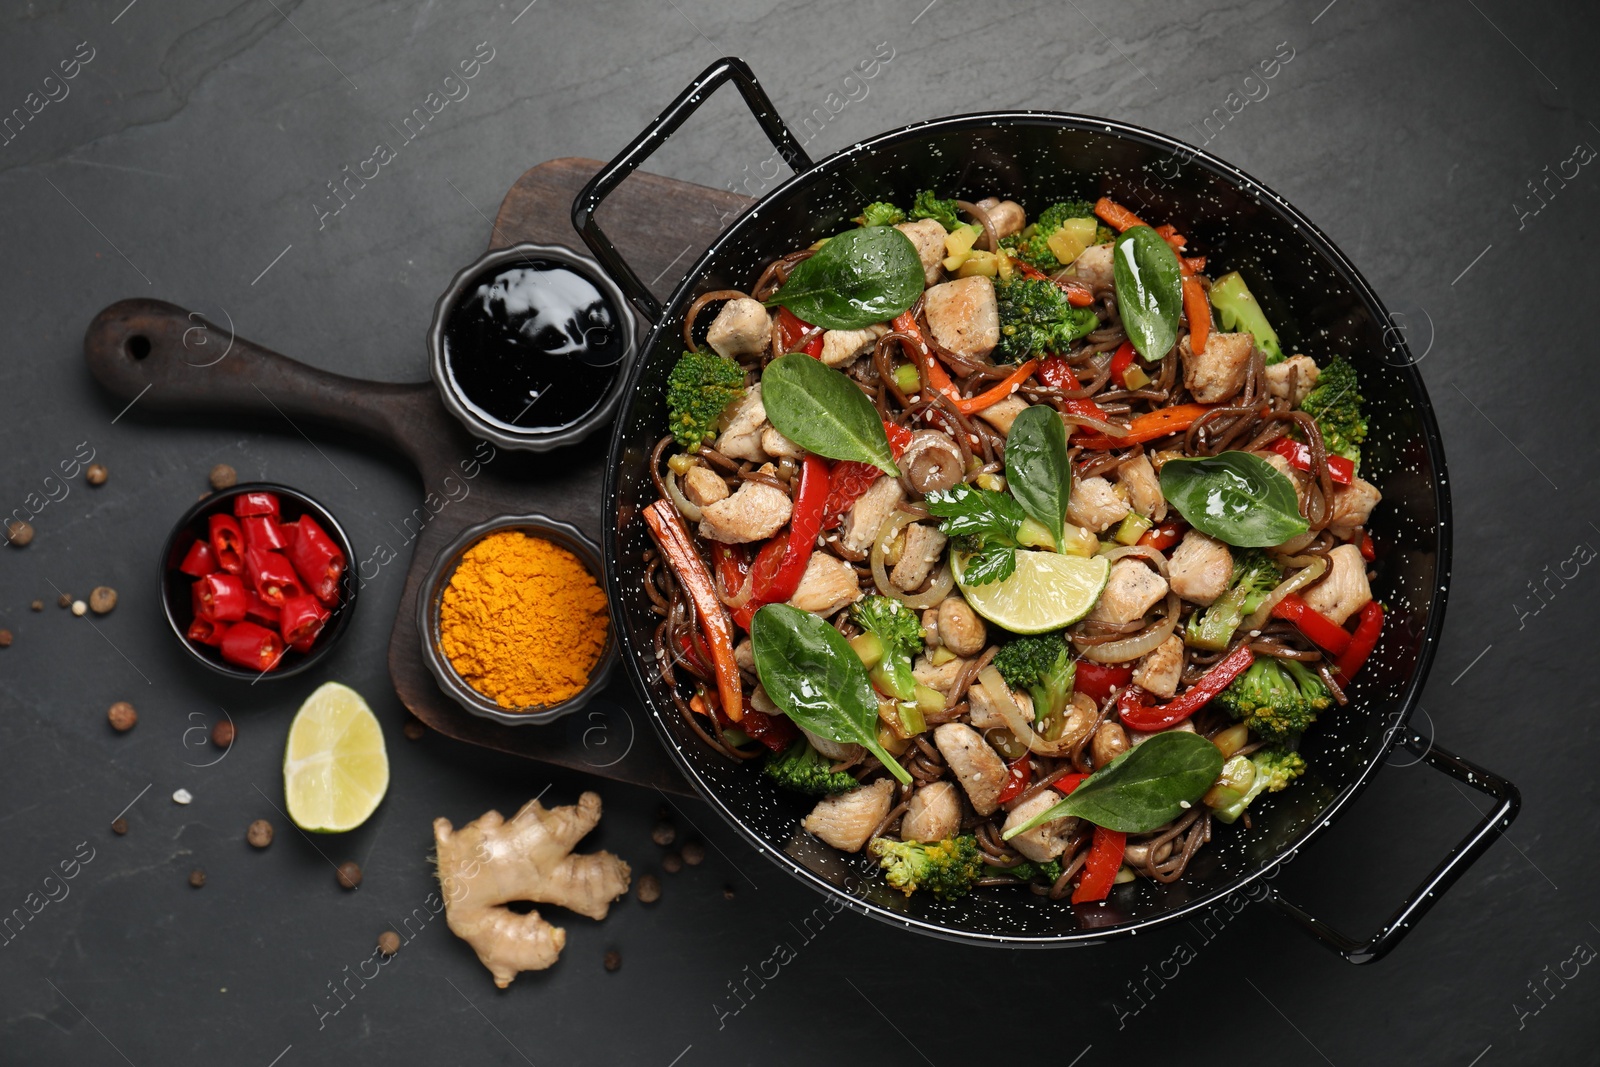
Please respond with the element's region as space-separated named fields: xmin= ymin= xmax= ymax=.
xmin=1334 ymin=601 xmax=1384 ymax=685
xmin=775 ymin=306 xmax=825 ymax=359
xmin=208 ymin=513 xmax=245 ymax=576
xmin=233 ymin=491 xmax=280 ymax=518
xmin=1108 ymin=341 xmax=1137 ymax=388
xmin=178 ymin=539 xmax=218 ymax=578
xmin=283 ymin=515 xmax=345 ymax=605
xmin=1268 ymin=436 xmax=1354 ymax=486
xmin=244 ymin=592 xmax=280 ymax=627
xmin=996 ymin=756 xmax=1033 ymax=804
xmin=289 ymin=632 xmax=318 ymax=654
xmin=822 ymin=423 xmax=913 ymax=526
xmin=1137 ymin=519 xmax=1189 ymax=552
xmin=241 ymin=515 xmax=288 ymax=552
xmin=1359 ymin=531 xmax=1376 ymax=562
xmin=1071 ymin=826 xmax=1128 ymax=904
xmin=279 ymin=593 xmax=330 ymax=647
xmin=186 ymin=617 xmax=226 ymax=647
xmin=1118 ymin=643 xmax=1255 ymax=732
xmin=194 ymin=572 xmax=249 ymax=622
xmin=245 ymin=547 xmax=305 ymax=608
xmin=1051 ymin=772 xmax=1090 ymax=795
xmin=1074 ymin=663 xmax=1133 ymax=704
xmin=1271 ymin=593 xmax=1353 ymax=656
xmin=219 ymin=620 xmax=285 ymax=672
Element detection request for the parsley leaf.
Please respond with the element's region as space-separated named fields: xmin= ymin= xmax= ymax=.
xmin=925 ymin=484 xmax=1026 ymax=586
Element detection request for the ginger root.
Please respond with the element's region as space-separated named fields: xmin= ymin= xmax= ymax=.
xmin=433 ymin=791 xmax=630 ymax=988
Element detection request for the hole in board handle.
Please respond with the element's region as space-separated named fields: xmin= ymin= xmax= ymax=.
xmin=126 ymin=335 xmax=152 ymax=360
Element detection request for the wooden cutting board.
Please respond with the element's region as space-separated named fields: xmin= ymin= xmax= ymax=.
xmin=82 ymin=158 xmax=751 ymax=794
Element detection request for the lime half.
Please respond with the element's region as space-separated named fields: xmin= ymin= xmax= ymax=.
xmin=953 ymin=550 xmax=1110 ymax=634
xmin=283 ymin=681 xmax=390 ymax=833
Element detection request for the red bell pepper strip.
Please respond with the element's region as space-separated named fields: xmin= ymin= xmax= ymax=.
xmin=822 ymin=422 xmax=913 ymax=527
xmin=1267 ymin=436 xmax=1354 ymax=486
xmin=1359 ymin=531 xmax=1376 ymax=562
xmin=241 ymin=515 xmax=288 ymax=552
xmin=1271 ymin=594 xmax=1353 ymax=656
xmin=644 ymin=499 xmax=744 ymax=722
xmin=1137 ymin=519 xmax=1188 ymax=552
xmin=775 ymin=306 xmax=824 ymax=359
xmin=1075 ymin=403 xmax=1215 ymax=451
xmin=704 ymin=691 xmax=797 ymax=753
xmin=279 ymin=593 xmax=330 ymax=647
xmin=996 ymin=756 xmax=1033 ymax=805
xmin=1072 ymin=826 xmax=1128 ymax=904
xmin=186 ymin=617 xmax=226 ymax=647
xmin=178 ymin=539 xmax=218 ymax=577
xmin=1074 ymin=663 xmax=1133 ymax=704
xmin=284 ymin=515 xmax=345 ymax=605
xmin=1108 ymin=341 xmax=1137 ymax=388
xmin=673 ymin=631 xmax=712 ymax=677
xmin=1093 ymin=197 xmax=1147 ymax=233
xmin=1333 ymin=601 xmax=1384 ymax=685
xmin=208 ymin=513 xmax=245 ymax=575
xmin=194 ymin=572 xmax=249 ymax=622
xmin=1051 ymin=772 xmax=1090 ymax=795
xmin=731 ymin=537 xmax=786 ymax=631
xmin=1182 ymin=276 xmax=1210 ymax=354
xmin=233 ymin=491 xmax=280 ymax=518
xmin=1012 ymin=259 xmax=1095 ymax=307
xmin=219 ymin=620 xmax=285 ymax=672
xmin=244 ymin=592 xmax=280 ymax=627
xmin=246 ymin=547 xmax=305 ymax=608
xmin=1118 ymin=643 xmax=1256 ymax=732
xmin=759 ymin=452 xmax=827 ymax=601
xmin=1037 ymin=355 xmax=1076 ymax=390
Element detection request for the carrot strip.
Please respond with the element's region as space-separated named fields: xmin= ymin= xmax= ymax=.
xmin=1094 ymin=197 xmax=1147 ymax=233
xmin=1154 ymin=223 xmax=1186 ymax=254
xmin=1074 ymin=402 xmax=1213 ymax=450
xmin=1183 ymin=276 xmax=1211 ymax=355
xmin=1181 ymin=255 xmax=1207 ymax=275
xmin=956 ymin=360 xmax=1039 ymax=414
xmin=643 ymin=499 xmax=744 ymax=722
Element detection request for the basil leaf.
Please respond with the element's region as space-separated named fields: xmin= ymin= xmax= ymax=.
xmin=1003 ymin=731 xmax=1224 ymax=837
xmin=1004 ymin=404 xmax=1071 ymax=550
xmin=767 ymin=226 xmax=925 ymax=330
xmin=751 ymin=604 xmax=912 ymax=785
xmin=1158 ymin=450 xmax=1308 ymax=548
xmin=1112 ymin=225 xmax=1183 ymax=362
xmin=761 ymin=354 xmax=899 ymax=475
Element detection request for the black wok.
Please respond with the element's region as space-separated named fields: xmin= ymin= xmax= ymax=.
xmin=576 ymin=58 xmax=1519 ymax=960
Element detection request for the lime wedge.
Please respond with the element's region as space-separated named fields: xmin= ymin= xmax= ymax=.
xmin=952 ymin=550 xmax=1110 ymax=634
xmin=283 ymin=681 xmax=389 ymax=833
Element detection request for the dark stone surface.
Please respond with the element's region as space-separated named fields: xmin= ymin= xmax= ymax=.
xmin=1 ymin=2 xmax=1595 ymax=1064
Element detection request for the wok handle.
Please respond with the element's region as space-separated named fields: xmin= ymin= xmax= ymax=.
xmin=572 ymin=56 xmax=812 ymax=322
xmin=1266 ymin=731 xmax=1521 ymax=964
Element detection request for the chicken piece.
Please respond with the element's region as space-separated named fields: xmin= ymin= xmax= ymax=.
xmin=1301 ymin=543 xmax=1372 ymax=626
xmin=1129 ymin=720 xmax=1195 ymax=747
xmin=733 ymin=638 xmax=754 ymax=672
xmin=1087 ymin=558 xmax=1169 ymax=628
xmin=1258 ymin=450 xmax=1311 ymax=516
xmin=1117 ymin=453 xmax=1166 ymax=522
xmin=966 ymin=677 xmax=1029 ymax=731
xmin=890 ymin=523 xmax=947 ymax=592
xmin=1168 ymin=530 xmax=1233 ymax=607
xmin=705 ymin=297 xmax=771 ymax=360
xmin=800 ymin=727 xmax=860 ymax=762
xmin=1326 ymin=475 xmax=1382 ymax=541
xmin=913 ymin=653 xmax=969 ymax=695
xmin=749 ymin=685 xmax=781 ymax=716
xmin=696 ymin=474 xmax=792 ymax=544
xmin=801 ymin=779 xmax=895 ymax=853
xmin=923 ymin=276 xmax=1000 ymax=362
xmin=839 ymin=475 xmax=905 ymax=556
xmin=1070 ymin=242 xmax=1115 ymax=290
xmin=715 ymin=385 xmax=768 ymax=462
xmin=1180 ymin=331 xmax=1254 ymax=403
xmin=760 ymin=425 xmax=805 ymax=459
xmin=1067 ymin=475 xmax=1130 ymax=533
xmin=975 ymin=393 xmax=1030 ymax=435
xmin=785 ymin=552 xmax=861 ymax=616
xmin=681 ymin=465 xmax=729 ymax=507
xmin=1264 ymin=354 xmax=1320 ymax=406
xmin=819 ymin=324 xmax=889 ymax=368
xmin=896 ymin=218 xmax=948 ymax=287
xmin=1002 ymin=791 xmax=1079 ymax=863
xmin=1131 ymin=634 xmax=1184 ymax=699
xmin=900 ymin=781 xmax=962 ymax=843
xmin=975 ymin=197 xmax=1025 ymax=240
xmin=933 ymin=723 xmax=1008 ymax=817
xmin=936 ymin=596 xmax=986 ymax=657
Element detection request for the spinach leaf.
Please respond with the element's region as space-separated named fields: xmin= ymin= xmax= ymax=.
xmin=767 ymin=226 xmax=925 ymax=330
xmin=761 ymin=354 xmax=898 ymax=475
xmin=925 ymin=483 xmax=1025 ymax=586
xmin=1004 ymin=404 xmax=1071 ymax=550
xmin=1112 ymin=225 xmax=1183 ymax=362
xmin=1002 ymin=731 xmax=1224 ymax=837
xmin=750 ymin=604 xmax=912 ymax=785
xmin=1159 ymin=451 xmax=1308 ymax=548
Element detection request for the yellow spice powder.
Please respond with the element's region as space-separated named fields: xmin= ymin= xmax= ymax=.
xmin=439 ymin=530 xmax=609 ymax=709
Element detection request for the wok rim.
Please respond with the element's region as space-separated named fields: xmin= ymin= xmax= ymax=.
xmin=602 ymin=109 xmax=1452 ymax=946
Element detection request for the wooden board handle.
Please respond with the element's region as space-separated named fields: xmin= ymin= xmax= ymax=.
xmin=83 ymin=298 xmax=443 ymax=463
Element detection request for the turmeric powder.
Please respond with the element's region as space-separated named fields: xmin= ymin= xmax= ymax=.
xmin=439 ymin=530 xmax=608 ymax=709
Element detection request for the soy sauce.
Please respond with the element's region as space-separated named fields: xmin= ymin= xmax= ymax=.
xmin=441 ymin=258 xmax=625 ymax=433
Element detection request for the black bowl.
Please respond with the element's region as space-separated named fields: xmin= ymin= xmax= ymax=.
xmin=158 ymin=482 xmax=358 ymax=680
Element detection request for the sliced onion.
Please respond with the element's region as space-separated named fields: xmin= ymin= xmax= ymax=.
xmin=1098 ymin=543 xmax=1170 ymax=580
xmin=1243 ymin=556 xmax=1328 ymax=632
xmin=977 ymin=666 xmax=1076 ymax=757
xmin=1075 ymin=593 xmax=1179 ymax=663
xmin=664 ymin=469 xmax=703 ymax=524
xmin=870 ymin=510 xmax=955 ymax=609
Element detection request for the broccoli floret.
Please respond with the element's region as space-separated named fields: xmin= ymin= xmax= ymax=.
xmin=994 ymin=276 xmax=1100 ymax=362
xmin=993 ymin=632 xmax=1076 ymax=722
xmin=858 ymin=201 xmax=906 ymax=227
xmin=763 ymin=740 xmax=860 ymax=796
xmin=908 ymin=189 xmax=962 ymax=233
xmin=988 ymin=857 xmax=1064 ymax=883
xmin=852 ymin=595 xmax=924 ymax=701
xmin=665 ymin=349 xmax=745 ymax=448
xmin=1002 ymin=200 xmax=1114 ymax=271
xmin=1208 ymin=271 xmax=1286 ymax=364
xmin=1184 ymin=549 xmax=1282 ymax=651
xmin=1213 ymin=658 xmax=1332 ymax=743
xmin=870 ymin=835 xmax=984 ymax=900
xmin=1299 ymin=355 xmax=1367 ymax=470
xmin=1210 ymin=748 xmax=1307 ymax=824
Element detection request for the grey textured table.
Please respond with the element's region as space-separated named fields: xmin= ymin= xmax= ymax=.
xmin=2 ymin=3 xmax=1596 ymax=1065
